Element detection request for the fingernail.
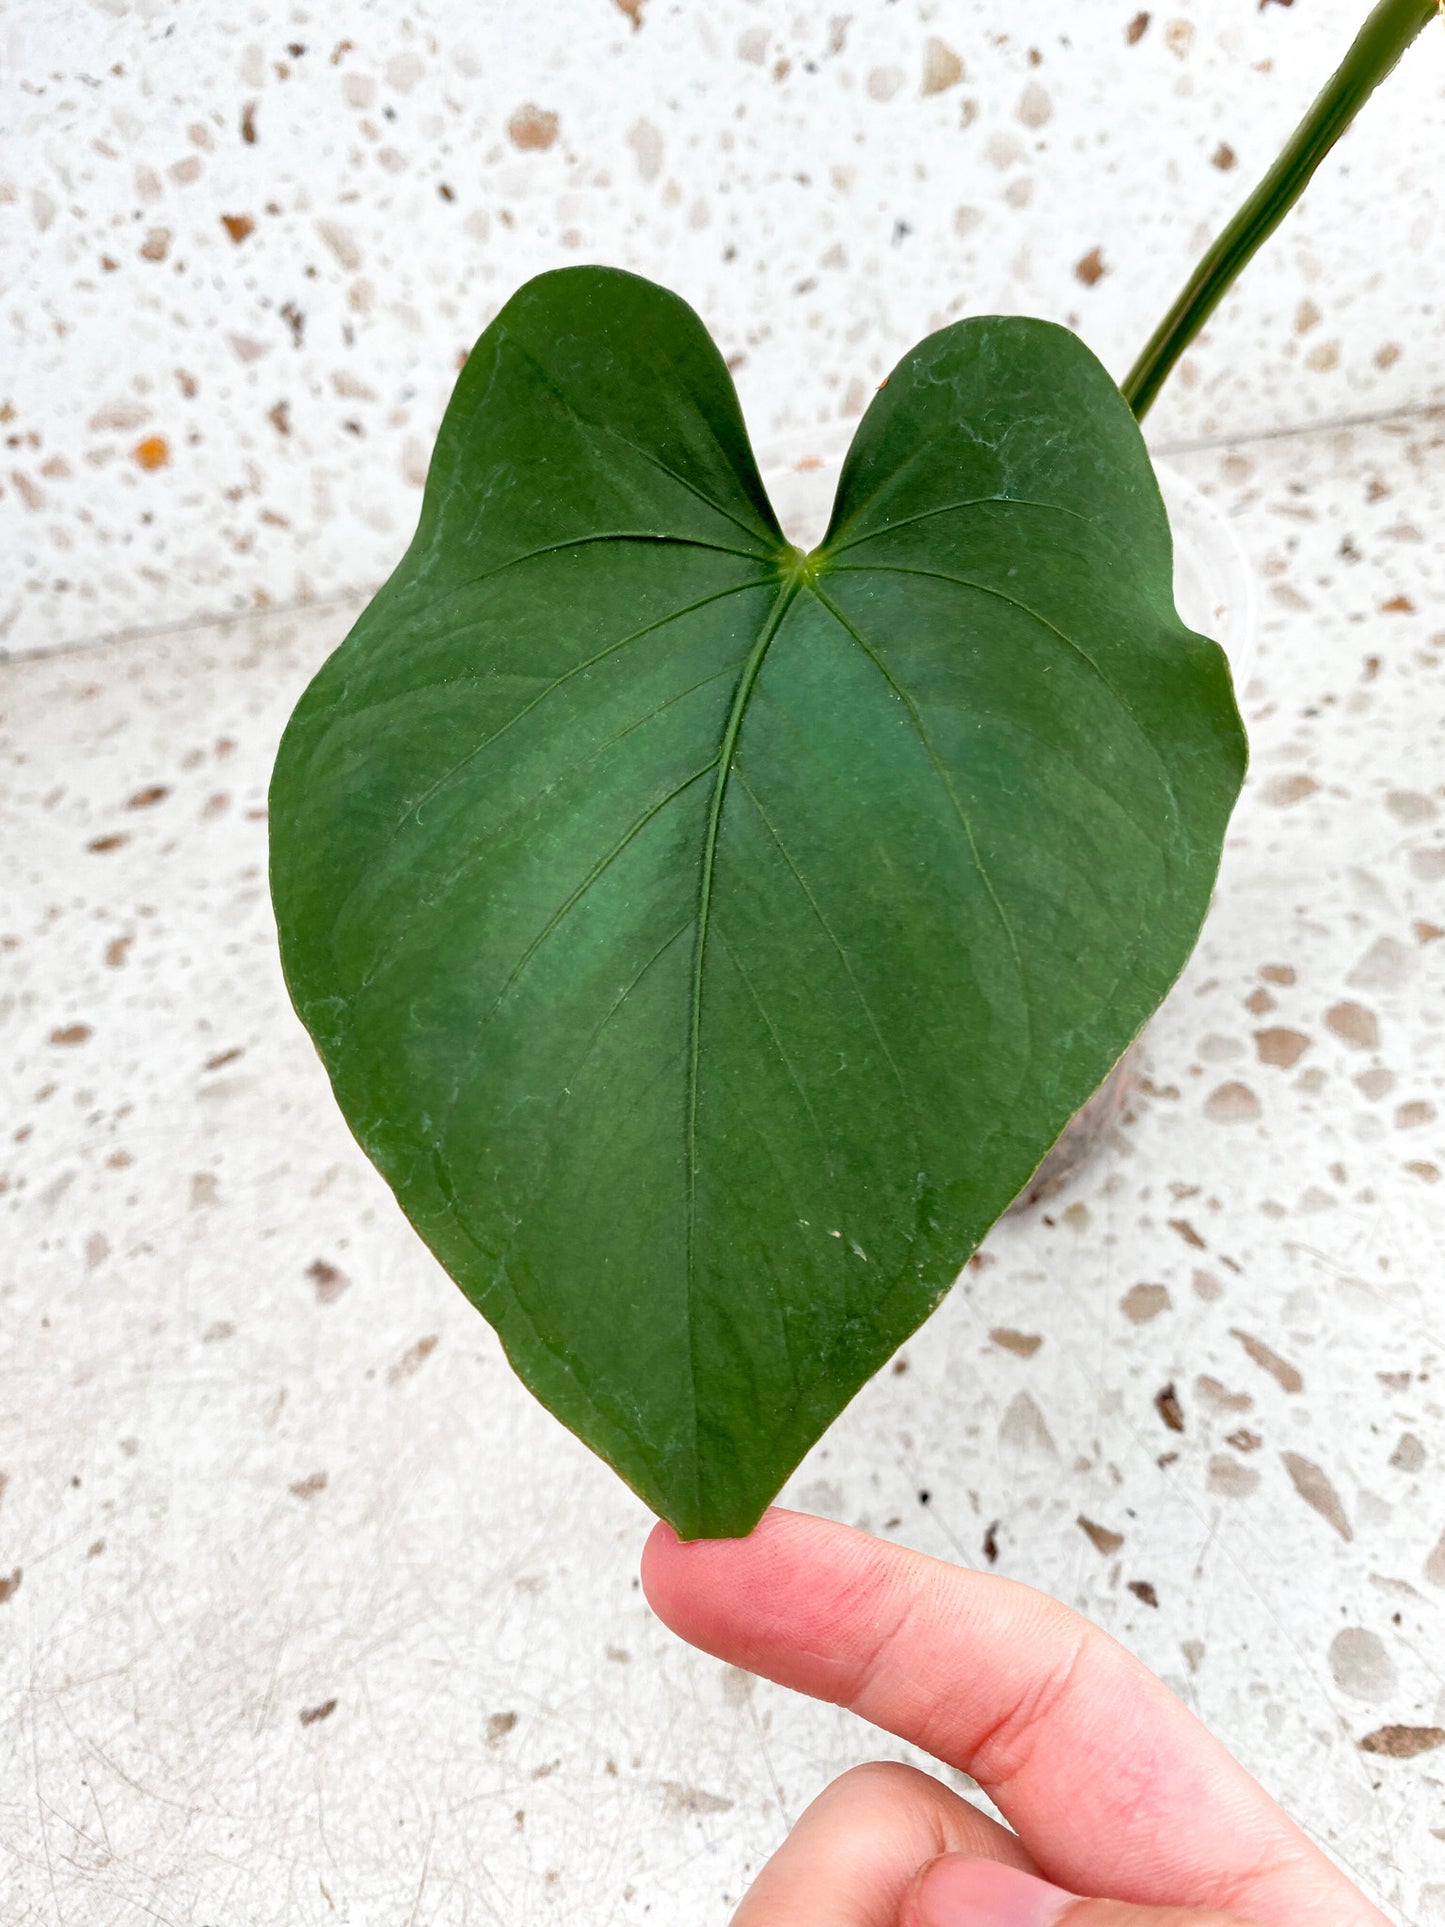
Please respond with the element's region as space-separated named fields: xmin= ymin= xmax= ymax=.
xmin=915 ymin=1856 xmax=1078 ymax=1927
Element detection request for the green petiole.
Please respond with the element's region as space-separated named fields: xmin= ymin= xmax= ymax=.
xmin=1124 ymin=0 xmax=1439 ymax=422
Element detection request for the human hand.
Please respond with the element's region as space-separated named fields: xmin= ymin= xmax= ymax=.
xmin=641 ymin=1509 xmax=1388 ymax=1927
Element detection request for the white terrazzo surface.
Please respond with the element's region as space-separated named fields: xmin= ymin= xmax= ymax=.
xmin=2 ymin=409 xmax=1444 ymax=1922
xmin=5 ymin=0 xmax=1445 ymax=1918
xmin=4 ymin=0 xmax=1444 ymax=656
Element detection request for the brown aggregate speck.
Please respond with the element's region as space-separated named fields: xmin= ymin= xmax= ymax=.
xmin=1127 ymin=1580 xmax=1159 ymax=1608
xmin=50 ymin=1023 xmax=92 ymax=1046
xmin=1254 ymin=1027 xmax=1309 ymax=1069
xmin=1358 ymin=1725 xmax=1443 ymax=1758
xmin=1077 ymin=1516 xmax=1124 ymax=1556
xmin=387 ymin=1334 xmax=438 ymax=1384
xmin=1230 ymin=1329 xmax=1302 ymax=1394
xmin=1212 ymin=143 xmax=1236 ymax=170
xmin=1260 ymin=772 xmax=1317 ymax=807
xmin=1204 ymin=1081 xmax=1261 ymax=1124
xmin=1281 ymin=1452 xmax=1352 ymax=1540
xmin=289 ymin=1471 xmax=328 ymax=1500
xmin=982 ymin=1521 xmax=1000 ymax=1564
xmin=1259 ymin=964 xmax=1295 ymax=986
xmin=488 ymin=1711 xmax=518 ymax=1744
xmin=1154 ymin=1382 xmax=1185 ymax=1432
xmin=1123 ymin=1284 xmax=1172 ymax=1325
xmin=990 ymin=1327 xmax=1042 ymax=1358
xmin=613 ymin=0 xmax=646 ymax=27
xmin=221 ymin=214 xmax=255 ymax=244
xmin=241 ymin=100 xmax=258 ymax=142
xmin=133 ymin=435 xmax=169 ymax=471
xmin=307 ymin=1258 xmax=348 ymax=1303
xmin=509 ymin=105 xmax=559 ymax=151
xmin=299 ymin=1697 xmax=337 ymax=1726
xmin=1386 ymin=789 xmax=1435 ymax=823
xmin=1196 ymin=1375 xmax=1252 ymax=1413
xmin=126 ymin=784 xmax=169 ymax=810
xmin=1208 ymin=1454 xmax=1260 ymax=1497
xmin=1126 ymin=11 xmax=1151 ymax=42
xmin=0 ymin=1569 xmax=21 ymax=1604
xmin=1074 ymin=248 xmax=1106 ymax=287
xmin=1168 ymin=1217 xmax=1206 ymax=1249
xmin=1325 ymin=1001 xmax=1379 ymax=1050
xmin=1000 ymin=1391 xmax=1055 ymax=1457
xmin=1389 ymin=1433 xmax=1424 ymax=1473
xmin=1016 ymin=82 xmax=1051 ymax=128
xmin=922 ymin=37 xmax=964 ymax=94
xmin=316 ymin=219 xmax=361 ymax=269
xmin=660 ymin=1782 xmax=733 ymax=1817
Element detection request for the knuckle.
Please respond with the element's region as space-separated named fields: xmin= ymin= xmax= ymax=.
xmin=963 ymin=1628 xmax=1094 ymax=1791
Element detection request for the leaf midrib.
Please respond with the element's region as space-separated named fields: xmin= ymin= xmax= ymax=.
xmin=683 ymin=569 xmax=801 ymax=1506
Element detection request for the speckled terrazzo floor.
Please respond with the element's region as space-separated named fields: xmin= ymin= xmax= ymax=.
xmin=2 ymin=405 xmax=1442 ymax=1923
xmin=6 ymin=0 xmax=1444 ymax=659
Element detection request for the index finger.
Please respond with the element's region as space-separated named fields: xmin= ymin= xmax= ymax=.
xmin=642 ymin=1510 xmax=1384 ymax=1927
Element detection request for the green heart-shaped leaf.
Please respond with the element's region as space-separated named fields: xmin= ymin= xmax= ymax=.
xmin=270 ymin=266 xmax=1245 ymax=1537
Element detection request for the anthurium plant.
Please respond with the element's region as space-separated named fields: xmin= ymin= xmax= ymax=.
xmin=268 ymin=0 xmax=1435 ymax=1538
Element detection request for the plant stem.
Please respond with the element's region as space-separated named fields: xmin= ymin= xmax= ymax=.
xmin=1123 ymin=0 xmax=1438 ymax=422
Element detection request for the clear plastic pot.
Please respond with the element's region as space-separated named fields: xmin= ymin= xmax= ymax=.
xmin=754 ymin=423 xmax=1258 ymax=1210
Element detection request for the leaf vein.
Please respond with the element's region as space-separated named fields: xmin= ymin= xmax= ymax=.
xmin=399 ymin=575 xmax=768 ymax=834
xmin=825 ymin=561 xmax=1185 ymax=846
xmin=498 ymin=324 xmax=778 ymax=551
xmin=825 ymin=493 xmax=1097 ymax=558
xmin=807 ymin=579 xmax=1031 ymax=1023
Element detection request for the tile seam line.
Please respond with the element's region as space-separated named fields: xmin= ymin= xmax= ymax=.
xmin=1150 ymin=396 xmax=1445 ymax=459
xmin=0 ymin=584 xmax=375 ymax=670
xmin=6 ymin=397 xmax=1442 ymax=670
